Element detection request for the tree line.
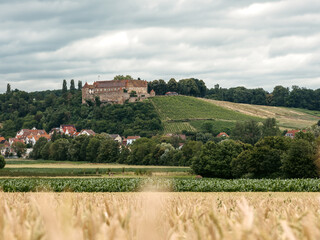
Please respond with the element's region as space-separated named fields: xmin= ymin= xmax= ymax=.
xmin=31 ymin=133 xmax=196 ymax=166
xmin=29 ymin=118 xmax=320 ymax=179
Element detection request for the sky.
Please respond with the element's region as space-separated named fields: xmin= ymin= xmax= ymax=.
xmin=0 ymin=0 xmax=320 ymax=93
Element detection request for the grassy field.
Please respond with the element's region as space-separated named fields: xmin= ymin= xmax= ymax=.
xmin=1 ymin=192 xmax=320 ymax=239
xmin=151 ymin=96 xmax=261 ymax=121
xmin=150 ymin=96 xmax=320 ymax=133
xmin=2 ymin=159 xmax=190 ymax=177
xmin=203 ymin=98 xmax=320 ymax=129
xmin=151 ymin=96 xmax=262 ymax=134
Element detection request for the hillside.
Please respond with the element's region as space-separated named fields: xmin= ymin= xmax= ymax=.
xmin=150 ymin=96 xmax=262 ymax=134
xmin=150 ymin=96 xmax=320 ymax=134
xmin=203 ymin=99 xmax=320 ymax=130
xmin=0 ymin=90 xmax=163 ymax=138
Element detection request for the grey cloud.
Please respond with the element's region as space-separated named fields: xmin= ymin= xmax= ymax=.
xmin=0 ymin=0 xmax=320 ymax=92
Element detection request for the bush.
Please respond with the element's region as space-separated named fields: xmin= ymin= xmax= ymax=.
xmin=282 ymin=139 xmax=318 ymax=178
xmin=0 ymin=155 xmax=6 ymax=169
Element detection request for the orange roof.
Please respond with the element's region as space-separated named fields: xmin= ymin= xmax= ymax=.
xmin=127 ymin=136 xmax=141 ymax=140
xmin=217 ymin=132 xmax=229 ymax=138
xmin=0 ymin=137 xmax=5 ymax=142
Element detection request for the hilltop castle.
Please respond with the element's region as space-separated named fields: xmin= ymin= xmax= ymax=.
xmin=82 ymin=79 xmax=155 ymax=104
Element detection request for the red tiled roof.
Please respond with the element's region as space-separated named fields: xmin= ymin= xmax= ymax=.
xmin=93 ymin=80 xmax=147 ymax=88
xmin=217 ymin=132 xmax=229 ymax=138
xmin=9 ymin=138 xmax=24 ymax=143
xmin=285 ymin=129 xmax=306 ymax=137
xmin=127 ymin=136 xmax=140 ymax=140
xmin=80 ymin=130 xmax=95 ymax=136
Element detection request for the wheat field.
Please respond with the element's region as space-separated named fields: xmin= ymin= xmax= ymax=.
xmin=1 ymin=192 xmax=320 ymax=240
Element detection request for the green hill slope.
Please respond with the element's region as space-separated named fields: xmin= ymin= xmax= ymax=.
xmin=150 ymin=96 xmax=262 ymax=134
xmin=150 ymin=96 xmax=320 ymax=134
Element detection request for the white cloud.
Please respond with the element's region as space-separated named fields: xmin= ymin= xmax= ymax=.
xmin=0 ymin=0 xmax=320 ymax=92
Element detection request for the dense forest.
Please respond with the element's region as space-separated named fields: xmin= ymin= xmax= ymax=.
xmin=0 ymin=80 xmax=162 ymax=138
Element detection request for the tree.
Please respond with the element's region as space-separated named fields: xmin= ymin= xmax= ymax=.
xmin=70 ymin=79 xmax=75 ymax=92
xmin=201 ymin=121 xmax=214 ymax=133
xmin=78 ymin=80 xmax=82 ymax=91
xmin=97 ymin=139 xmax=120 ymax=163
xmin=31 ymin=137 xmax=48 ymax=159
xmin=181 ymin=141 xmax=202 ymax=166
xmin=282 ymin=139 xmax=318 ymax=178
xmin=62 ymin=80 xmax=67 ymax=94
xmin=233 ymin=146 xmax=282 ymax=178
xmin=231 ymin=136 xmax=290 ymax=178
xmin=192 ymin=140 xmax=247 ymax=178
xmin=271 ymin=86 xmax=289 ymax=106
xmin=167 ymin=78 xmax=178 ymax=92
xmin=117 ymin=146 xmax=130 ymax=164
xmin=6 ymin=83 xmax=11 ymax=94
xmin=12 ymin=142 xmax=26 ymax=158
xmin=127 ymin=138 xmax=157 ymax=165
xmin=49 ymin=138 xmax=70 ymax=161
xmin=0 ymin=120 xmax=16 ymax=138
xmin=0 ymin=155 xmax=5 ymax=169
xmin=114 ymin=75 xmax=133 ymax=80
xmin=86 ymin=137 xmax=101 ymax=162
xmin=262 ymin=118 xmax=280 ymax=137
xmin=41 ymin=142 xmax=52 ymax=160
xmin=231 ymin=120 xmax=262 ymax=145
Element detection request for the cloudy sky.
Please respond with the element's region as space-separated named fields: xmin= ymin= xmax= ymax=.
xmin=0 ymin=0 xmax=320 ymax=92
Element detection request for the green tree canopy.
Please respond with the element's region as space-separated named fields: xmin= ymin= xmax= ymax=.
xmin=282 ymin=139 xmax=318 ymax=178
xmin=0 ymin=155 xmax=6 ymax=169
xmin=114 ymin=75 xmax=133 ymax=80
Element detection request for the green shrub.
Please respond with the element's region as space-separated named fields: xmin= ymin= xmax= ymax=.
xmin=0 ymin=156 xmax=6 ymax=169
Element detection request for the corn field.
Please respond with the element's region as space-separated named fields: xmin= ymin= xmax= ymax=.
xmin=1 ymin=192 xmax=320 ymax=240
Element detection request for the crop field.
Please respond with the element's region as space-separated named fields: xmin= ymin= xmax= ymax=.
xmin=151 ymin=96 xmax=262 ymax=133
xmin=1 ymin=192 xmax=320 ymax=240
xmin=5 ymin=159 xmax=190 ymax=169
xmin=163 ymin=122 xmax=196 ymax=134
xmin=2 ymin=178 xmax=320 ymax=192
xmin=0 ymin=167 xmax=190 ymax=177
xmin=151 ymin=96 xmax=261 ymax=122
xmin=150 ymin=96 xmax=320 ymax=133
xmin=203 ymin=98 xmax=320 ymax=129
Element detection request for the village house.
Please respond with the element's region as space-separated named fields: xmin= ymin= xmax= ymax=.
xmin=109 ymin=134 xmax=122 ymax=144
xmin=165 ymin=133 xmax=187 ymax=141
xmin=0 ymin=141 xmax=10 ymax=156
xmin=285 ymin=130 xmax=306 ymax=139
xmin=82 ymin=79 xmax=155 ymax=104
xmin=49 ymin=128 xmax=60 ymax=136
xmin=60 ymin=125 xmax=77 ymax=136
xmin=216 ymin=132 xmax=229 ymax=138
xmin=16 ymin=128 xmax=50 ymax=145
xmin=165 ymin=92 xmax=179 ymax=96
xmin=79 ymin=129 xmax=96 ymax=136
xmin=125 ymin=136 xmax=141 ymax=145
xmin=9 ymin=138 xmax=24 ymax=146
